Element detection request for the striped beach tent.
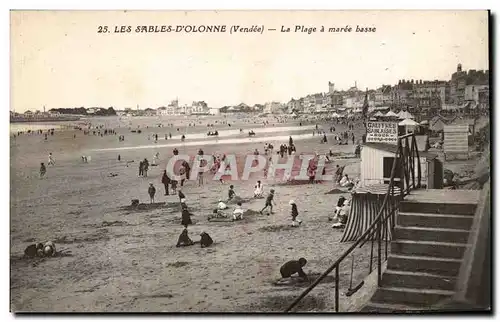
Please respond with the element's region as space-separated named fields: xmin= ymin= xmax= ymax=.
xmin=340 ymin=184 xmax=401 ymax=242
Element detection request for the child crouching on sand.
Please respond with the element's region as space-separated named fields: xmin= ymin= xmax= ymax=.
xmin=232 ymin=202 xmax=244 ymax=221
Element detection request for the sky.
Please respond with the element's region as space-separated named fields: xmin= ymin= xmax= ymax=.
xmin=10 ymin=10 xmax=489 ymax=112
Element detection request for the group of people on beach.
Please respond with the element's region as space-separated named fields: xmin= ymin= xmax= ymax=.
xmin=29 ymin=116 xmax=362 ymax=284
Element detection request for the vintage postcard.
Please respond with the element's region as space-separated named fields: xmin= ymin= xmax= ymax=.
xmin=10 ymin=10 xmax=491 ymax=313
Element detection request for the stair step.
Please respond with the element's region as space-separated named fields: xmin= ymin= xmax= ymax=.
xmin=361 ymin=301 xmax=427 ymax=313
xmin=400 ymin=201 xmax=476 ymax=215
xmin=372 ymin=286 xmax=454 ymax=306
xmin=397 ymin=212 xmax=474 ymax=230
xmin=391 ymin=240 xmax=466 ymax=259
xmin=382 ymin=269 xmax=456 ymax=291
xmin=387 ymin=254 xmax=462 ymax=276
xmin=394 ymin=226 xmax=470 ymax=243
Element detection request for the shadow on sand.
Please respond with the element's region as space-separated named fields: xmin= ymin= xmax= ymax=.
xmin=244 ymin=294 xmax=326 ymax=312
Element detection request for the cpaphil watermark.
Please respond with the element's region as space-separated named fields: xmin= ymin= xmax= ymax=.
xmin=165 ymin=153 xmax=337 ymax=182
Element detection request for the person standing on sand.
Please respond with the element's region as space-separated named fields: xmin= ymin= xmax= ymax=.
xmin=161 ymin=170 xmax=171 ymax=196
xmin=228 ymin=185 xmax=236 ymax=201
xmin=39 ymin=163 xmax=46 ymax=178
xmin=138 ymin=160 xmax=144 ymax=177
xmin=260 ymin=189 xmax=275 ymax=215
xmin=198 ymin=157 xmax=206 ymax=186
xmin=148 ymin=183 xmax=156 ymax=204
xmin=143 ymin=158 xmax=150 ymax=177
xmin=289 ymin=200 xmax=302 ymax=227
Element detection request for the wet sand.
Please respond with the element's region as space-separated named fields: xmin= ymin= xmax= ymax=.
xmin=10 ymin=116 xmax=372 ymax=312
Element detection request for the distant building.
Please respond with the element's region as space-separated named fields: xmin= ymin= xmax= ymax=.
xmin=391 ymin=80 xmax=415 ymax=108
xmin=343 ymin=82 xmax=364 ymax=108
xmin=252 ymin=104 xmax=265 ymax=112
xmin=450 ymin=64 xmax=467 ymax=105
xmin=413 ymin=80 xmax=449 ymax=115
xmin=287 ymin=98 xmax=303 ymax=113
xmin=264 ymin=101 xmax=283 ymax=114
xmin=375 ymin=85 xmax=393 ymax=106
xmin=191 ymin=101 xmax=209 ymax=114
xmin=209 ymin=107 xmax=221 ymax=115
xmin=144 ymin=108 xmax=156 ymax=116
xmin=162 ymin=100 xmax=179 ymax=115
xmin=156 ymin=106 xmax=168 ymax=116
xmin=465 ymin=84 xmax=489 ymax=107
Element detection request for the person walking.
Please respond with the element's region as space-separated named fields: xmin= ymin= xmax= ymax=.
xmin=260 ymin=189 xmax=276 ymax=215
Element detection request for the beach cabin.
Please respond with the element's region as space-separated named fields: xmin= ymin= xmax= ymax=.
xmin=359 ymin=142 xmax=443 ymax=189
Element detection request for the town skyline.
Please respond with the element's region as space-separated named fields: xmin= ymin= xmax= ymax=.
xmin=11 ymin=10 xmax=488 ymax=112
xmin=13 ymin=62 xmax=489 ymax=114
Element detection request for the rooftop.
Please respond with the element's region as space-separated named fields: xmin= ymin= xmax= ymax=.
xmin=363 ymin=142 xmax=438 ymax=160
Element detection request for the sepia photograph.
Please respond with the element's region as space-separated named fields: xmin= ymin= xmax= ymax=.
xmin=9 ymin=9 xmax=491 ymax=313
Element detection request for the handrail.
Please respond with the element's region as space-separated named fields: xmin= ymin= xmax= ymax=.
xmin=285 ymin=133 xmax=421 ymax=313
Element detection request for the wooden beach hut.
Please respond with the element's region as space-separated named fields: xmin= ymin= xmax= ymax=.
xmin=359 ymin=142 xmax=443 ymax=189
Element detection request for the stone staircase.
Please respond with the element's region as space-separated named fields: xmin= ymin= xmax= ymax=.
xmin=361 ymin=190 xmax=479 ymax=312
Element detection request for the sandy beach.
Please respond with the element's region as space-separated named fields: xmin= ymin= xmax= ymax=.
xmin=10 ymin=115 xmax=373 ymax=312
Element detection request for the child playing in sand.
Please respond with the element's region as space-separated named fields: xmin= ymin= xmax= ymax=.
xmin=339 ymin=174 xmax=351 ymax=188
xmin=232 ymin=202 xmax=244 ymax=221
xmin=254 ymin=180 xmax=263 ymax=198
xmin=208 ymin=209 xmax=228 ymax=221
xmin=148 ymin=183 xmax=156 ymax=204
xmin=289 ymin=200 xmax=302 ymax=227
xmin=218 ymin=199 xmax=228 ymax=210
xmin=176 ymin=229 xmax=194 ymax=247
xmin=280 ymin=258 xmax=308 ymax=280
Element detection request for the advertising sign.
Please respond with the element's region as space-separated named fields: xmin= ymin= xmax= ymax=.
xmin=366 ymin=122 xmax=398 ymax=144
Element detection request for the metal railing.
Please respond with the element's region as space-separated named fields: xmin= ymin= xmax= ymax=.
xmin=285 ymin=133 xmax=422 ymax=312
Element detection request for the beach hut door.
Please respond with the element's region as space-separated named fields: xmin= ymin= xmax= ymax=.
xmin=383 ymin=157 xmax=402 ymax=188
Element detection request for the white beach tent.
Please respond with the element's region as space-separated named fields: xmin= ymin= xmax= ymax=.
xmin=373 ymin=111 xmax=385 ymax=117
xmin=397 ymin=110 xmax=415 ymax=119
xmin=398 ymin=118 xmax=419 ymax=126
xmin=385 ymin=110 xmax=398 ymax=118
xmin=331 ymin=112 xmax=341 ymax=118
